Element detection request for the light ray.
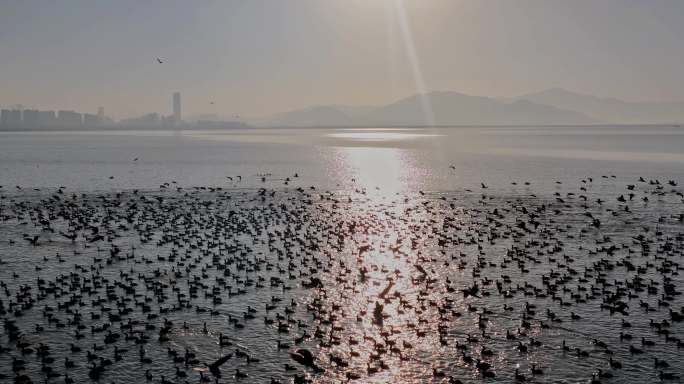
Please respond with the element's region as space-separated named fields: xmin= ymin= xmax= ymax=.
xmin=391 ymin=0 xmax=435 ymax=126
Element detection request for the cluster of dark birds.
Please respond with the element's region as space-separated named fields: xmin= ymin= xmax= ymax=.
xmin=0 ymin=174 xmax=682 ymax=383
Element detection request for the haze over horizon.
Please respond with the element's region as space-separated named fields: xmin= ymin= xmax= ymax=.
xmin=2 ymin=0 xmax=684 ymax=120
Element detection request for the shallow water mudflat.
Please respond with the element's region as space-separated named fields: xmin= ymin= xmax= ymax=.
xmin=0 ymin=177 xmax=682 ymax=383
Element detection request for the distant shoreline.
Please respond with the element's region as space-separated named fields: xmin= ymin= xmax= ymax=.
xmin=0 ymin=124 xmax=252 ymax=132
xmin=0 ymin=123 xmax=682 ymax=132
xmin=260 ymin=123 xmax=684 ymax=129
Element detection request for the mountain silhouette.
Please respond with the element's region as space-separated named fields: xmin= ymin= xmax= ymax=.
xmin=517 ymin=88 xmax=684 ymax=124
xmin=261 ymin=91 xmax=597 ymax=127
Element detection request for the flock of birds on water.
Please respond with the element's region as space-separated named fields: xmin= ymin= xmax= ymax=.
xmin=0 ymin=172 xmax=683 ymax=384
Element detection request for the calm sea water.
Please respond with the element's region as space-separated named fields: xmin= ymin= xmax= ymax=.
xmin=1 ymin=126 xmax=683 ymax=193
xmin=0 ymin=126 xmax=683 ymax=384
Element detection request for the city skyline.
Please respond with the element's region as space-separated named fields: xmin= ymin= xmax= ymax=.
xmin=0 ymin=91 xmax=249 ymax=129
xmin=0 ymin=92 xmax=182 ymax=126
xmin=2 ymin=1 xmax=684 ymax=119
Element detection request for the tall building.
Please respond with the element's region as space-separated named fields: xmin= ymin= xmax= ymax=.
xmin=97 ymin=107 xmax=105 ymax=122
xmin=172 ymin=92 xmax=181 ymax=123
xmin=57 ymin=110 xmax=82 ymax=126
xmin=1 ymin=109 xmax=22 ymax=125
xmin=83 ymin=113 xmax=99 ymax=125
xmin=38 ymin=110 xmax=56 ymax=125
xmin=0 ymin=110 xmax=10 ymax=125
xmin=23 ymin=109 xmax=40 ymax=124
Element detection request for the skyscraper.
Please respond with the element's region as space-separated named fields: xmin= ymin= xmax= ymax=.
xmin=38 ymin=110 xmax=56 ymax=125
xmin=172 ymin=92 xmax=181 ymax=123
xmin=57 ymin=110 xmax=82 ymax=126
xmin=1 ymin=109 xmax=22 ymax=126
xmin=23 ymin=109 xmax=40 ymax=124
xmin=83 ymin=113 xmax=99 ymax=125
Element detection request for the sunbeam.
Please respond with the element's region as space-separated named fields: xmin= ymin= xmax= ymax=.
xmin=390 ymin=0 xmax=435 ymax=126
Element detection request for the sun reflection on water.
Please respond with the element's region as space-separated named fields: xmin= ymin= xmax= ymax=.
xmin=312 ymin=146 xmax=448 ymax=382
xmin=333 ymin=146 xmax=425 ymax=197
xmin=329 ymin=132 xmax=441 ymax=141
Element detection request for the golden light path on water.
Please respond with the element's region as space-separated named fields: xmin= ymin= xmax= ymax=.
xmin=313 ymin=144 xmax=455 ymax=383
xmin=334 ymin=146 xmax=413 ymax=196
xmin=312 ymin=140 xmax=552 ymax=383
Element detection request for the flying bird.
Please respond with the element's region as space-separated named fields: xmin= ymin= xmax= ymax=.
xmin=206 ymin=353 xmax=233 ymax=375
xmin=156 ymin=58 xmax=163 ymax=64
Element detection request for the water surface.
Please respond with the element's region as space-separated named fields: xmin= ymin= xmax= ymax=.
xmin=0 ymin=126 xmax=682 ymax=383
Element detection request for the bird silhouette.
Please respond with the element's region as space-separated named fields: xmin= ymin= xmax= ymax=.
xmin=206 ymin=353 xmax=233 ymax=375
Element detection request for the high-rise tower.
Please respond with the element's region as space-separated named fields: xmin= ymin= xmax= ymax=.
xmin=172 ymin=92 xmax=181 ymax=123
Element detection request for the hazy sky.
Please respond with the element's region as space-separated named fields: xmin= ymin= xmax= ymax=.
xmin=1 ymin=0 xmax=684 ymax=119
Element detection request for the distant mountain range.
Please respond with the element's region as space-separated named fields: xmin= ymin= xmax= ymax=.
xmin=514 ymin=88 xmax=684 ymax=124
xmin=256 ymin=89 xmax=684 ymax=127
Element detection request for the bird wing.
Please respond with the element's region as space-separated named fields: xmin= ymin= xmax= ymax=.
xmin=208 ymin=353 xmax=232 ymax=369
